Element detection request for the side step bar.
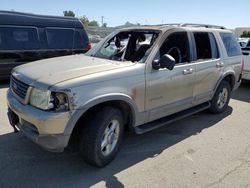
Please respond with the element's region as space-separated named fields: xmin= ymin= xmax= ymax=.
xmin=134 ymin=102 xmax=211 ymax=134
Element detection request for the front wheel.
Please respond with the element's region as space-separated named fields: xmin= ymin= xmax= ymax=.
xmin=209 ymin=81 xmax=231 ymax=114
xmin=80 ymin=107 xmax=124 ymax=167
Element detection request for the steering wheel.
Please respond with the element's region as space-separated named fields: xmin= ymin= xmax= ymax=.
xmin=167 ymin=47 xmax=182 ymax=63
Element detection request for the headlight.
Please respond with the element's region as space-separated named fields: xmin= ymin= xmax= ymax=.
xmin=51 ymin=92 xmax=69 ymax=111
xmin=29 ymin=88 xmax=52 ymax=110
xmin=29 ymin=88 xmax=69 ymax=111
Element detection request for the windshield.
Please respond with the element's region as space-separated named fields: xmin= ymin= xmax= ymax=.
xmin=86 ymin=30 xmax=159 ymax=63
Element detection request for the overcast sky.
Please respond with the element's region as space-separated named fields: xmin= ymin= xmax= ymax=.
xmin=1 ymin=0 xmax=249 ymax=28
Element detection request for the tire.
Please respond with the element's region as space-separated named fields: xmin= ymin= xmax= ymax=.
xmin=209 ymin=81 xmax=231 ymax=114
xmin=80 ymin=107 xmax=124 ymax=167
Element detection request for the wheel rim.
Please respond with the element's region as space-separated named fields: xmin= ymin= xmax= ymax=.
xmin=101 ymin=119 xmax=120 ymax=156
xmin=217 ymin=88 xmax=228 ymax=109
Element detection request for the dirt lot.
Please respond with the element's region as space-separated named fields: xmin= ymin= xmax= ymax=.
xmin=0 ymin=81 xmax=250 ymax=188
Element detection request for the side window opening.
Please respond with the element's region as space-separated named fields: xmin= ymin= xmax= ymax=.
xmin=92 ymin=31 xmax=159 ymax=63
xmin=157 ymin=32 xmax=190 ymax=64
xmin=194 ymin=32 xmax=211 ymax=60
xmin=194 ymin=32 xmax=219 ymax=60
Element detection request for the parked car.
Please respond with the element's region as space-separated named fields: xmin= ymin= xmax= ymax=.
xmin=241 ymin=40 xmax=250 ymax=80
xmin=237 ymin=38 xmax=249 ymax=48
xmin=0 ymin=11 xmax=91 ymax=80
xmin=88 ymin=34 xmax=102 ymax=43
xmin=7 ymin=23 xmax=243 ymax=167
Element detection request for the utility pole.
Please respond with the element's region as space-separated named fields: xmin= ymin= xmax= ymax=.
xmin=101 ymin=16 xmax=104 ymax=27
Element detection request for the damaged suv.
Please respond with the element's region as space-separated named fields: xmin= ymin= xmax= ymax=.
xmin=7 ymin=24 xmax=243 ymax=167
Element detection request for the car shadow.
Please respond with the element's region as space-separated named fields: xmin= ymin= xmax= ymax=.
xmin=0 ymin=107 xmax=233 ymax=188
xmin=0 ymin=79 xmax=10 ymax=89
xmin=231 ymin=81 xmax=250 ymax=103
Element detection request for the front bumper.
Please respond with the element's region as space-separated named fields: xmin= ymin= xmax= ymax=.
xmin=7 ymin=89 xmax=71 ymax=152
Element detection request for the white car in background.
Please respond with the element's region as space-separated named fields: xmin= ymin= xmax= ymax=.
xmin=242 ymin=40 xmax=250 ymax=80
xmin=238 ymin=38 xmax=249 ymax=48
xmin=88 ymin=34 xmax=102 ymax=43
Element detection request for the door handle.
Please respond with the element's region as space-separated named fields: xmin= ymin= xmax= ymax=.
xmin=216 ymin=62 xmax=224 ymax=68
xmin=183 ymin=68 xmax=193 ymax=75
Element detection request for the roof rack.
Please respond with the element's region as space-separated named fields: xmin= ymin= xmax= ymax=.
xmin=156 ymin=23 xmax=226 ymax=29
xmin=180 ymin=23 xmax=226 ymax=29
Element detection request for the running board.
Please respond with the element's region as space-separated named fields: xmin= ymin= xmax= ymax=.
xmin=134 ymin=102 xmax=211 ymax=134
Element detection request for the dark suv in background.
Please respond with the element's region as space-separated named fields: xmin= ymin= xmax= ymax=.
xmin=0 ymin=11 xmax=90 ymax=80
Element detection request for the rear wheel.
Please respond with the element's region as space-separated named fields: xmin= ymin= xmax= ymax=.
xmin=80 ymin=107 xmax=124 ymax=167
xmin=209 ymin=81 xmax=231 ymax=114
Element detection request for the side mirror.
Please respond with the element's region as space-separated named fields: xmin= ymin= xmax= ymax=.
xmin=152 ymin=54 xmax=176 ymax=70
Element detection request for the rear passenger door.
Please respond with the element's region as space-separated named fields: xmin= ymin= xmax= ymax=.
xmin=191 ymin=32 xmax=222 ymax=105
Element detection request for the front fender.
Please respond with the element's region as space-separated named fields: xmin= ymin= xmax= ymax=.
xmin=63 ymin=93 xmax=141 ymax=135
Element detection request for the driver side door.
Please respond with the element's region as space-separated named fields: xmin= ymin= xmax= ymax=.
xmin=145 ymin=31 xmax=196 ymax=122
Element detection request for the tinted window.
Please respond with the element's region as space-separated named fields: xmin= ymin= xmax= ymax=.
xmin=0 ymin=27 xmax=39 ymax=50
xmin=74 ymin=29 xmax=89 ymax=49
xmin=208 ymin=33 xmax=219 ymax=59
xmin=46 ymin=28 xmax=74 ymax=49
xmin=220 ymin=33 xmax=241 ymax=57
xmin=0 ymin=33 xmax=2 ymax=48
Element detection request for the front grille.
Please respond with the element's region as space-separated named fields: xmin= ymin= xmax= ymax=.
xmin=11 ymin=76 xmax=29 ymax=101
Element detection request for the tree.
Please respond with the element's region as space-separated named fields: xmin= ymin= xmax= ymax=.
xmin=80 ymin=16 xmax=89 ymax=25
xmin=80 ymin=15 xmax=99 ymax=27
xmin=89 ymin=20 xmax=99 ymax=27
xmin=241 ymin=31 xmax=250 ymax=38
xmin=102 ymin=23 xmax=108 ymax=27
xmin=63 ymin=10 xmax=75 ymax=17
xmin=125 ymin=21 xmax=133 ymax=26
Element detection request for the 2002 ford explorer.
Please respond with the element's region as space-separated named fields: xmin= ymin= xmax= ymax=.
xmin=7 ymin=24 xmax=243 ymax=167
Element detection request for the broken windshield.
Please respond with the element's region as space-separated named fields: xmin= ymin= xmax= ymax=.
xmin=86 ymin=30 xmax=159 ymax=63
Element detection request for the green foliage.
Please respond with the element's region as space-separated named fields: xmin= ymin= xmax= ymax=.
xmin=102 ymin=23 xmax=108 ymax=27
xmin=79 ymin=16 xmax=89 ymax=24
xmin=89 ymin=20 xmax=99 ymax=27
xmin=63 ymin=10 xmax=75 ymax=17
xmin=241 ymin=31 xmax=250 ymax=38
xmin=80 ymin=16 xmax=99 ymax=27
xmin=63 ymin=11 xmax=100 ymax=27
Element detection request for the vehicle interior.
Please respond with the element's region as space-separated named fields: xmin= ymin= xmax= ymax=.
xmin=93 ymin=30 xmax=159 ymax=62
xmin=158 ymin=32 xmax=190 ymax=64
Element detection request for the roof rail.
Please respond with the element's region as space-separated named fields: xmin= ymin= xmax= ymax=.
xmin=180 ymin=23 xmax=226 ymax=29
xmin=156 ymin=23 xmax=226 ymax=29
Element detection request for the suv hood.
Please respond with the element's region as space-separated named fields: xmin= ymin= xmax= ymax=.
xmin=14 ymin=54 xmax=134 ymax=88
